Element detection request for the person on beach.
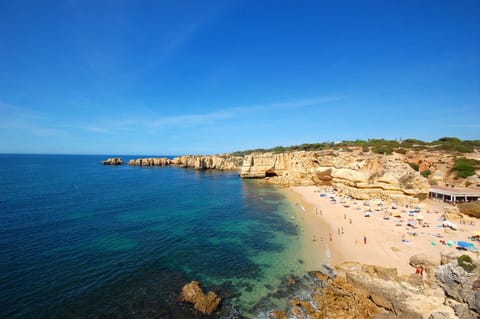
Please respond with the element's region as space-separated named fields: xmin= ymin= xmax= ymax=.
xmin=341 ymin=226 xmax=344 ymax=234
xmin=364 ymin=235 xmax=367 ymax=244
xmin=312 ymin=235 xmax=316 ymax=242
xmin=349 ymin=218 xmax=352 ymax=224
xmin=338 ymin=227 xmax=341 ymax=235
xmin=329 ymin=233 xmax=332 ymax=242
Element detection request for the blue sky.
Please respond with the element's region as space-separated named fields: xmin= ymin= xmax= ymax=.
xmin=0 ymin=0 xmax=479 ymax=155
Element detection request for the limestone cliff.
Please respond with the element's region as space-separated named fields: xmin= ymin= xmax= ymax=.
xmin=128 ymin=154 xmax=242 ymax=171
xmin=288 ymin=260 xmax=472 ymax=319
xmin=171 ymin=154 xmax=242 ymax=170
xmin=128 ymin=157 xmax=171 ymax=166
xmin=240 ymin=150 xmax=430 ymax=203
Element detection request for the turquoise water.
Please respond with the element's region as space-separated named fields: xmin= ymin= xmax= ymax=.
xmin=0 ymin=155 xmax=312 ymax=318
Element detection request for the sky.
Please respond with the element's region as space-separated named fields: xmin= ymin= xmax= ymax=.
xmin=0 ymin=0 xmax=479 ymax=155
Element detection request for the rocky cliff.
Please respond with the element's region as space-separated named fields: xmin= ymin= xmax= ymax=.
xmin=283 ymin=255 xmax=479 ymax=319
xmin=240 ymin=150 xmax=430 ymax=203
xmin=171 ymin=155 xmax=242 ymax=170
xmin=128 ymin=154 xmax=242 ymax=171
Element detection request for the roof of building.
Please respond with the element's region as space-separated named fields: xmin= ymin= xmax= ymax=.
xmin=429 ymin=186 xmax=480 ymax=197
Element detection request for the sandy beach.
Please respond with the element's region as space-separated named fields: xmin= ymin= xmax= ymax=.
xmin=289 ymin=185 xmax=479 ymax=275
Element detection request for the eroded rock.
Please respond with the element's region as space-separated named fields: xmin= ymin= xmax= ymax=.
xmin=239 ymin=151 xmax=430 ymax=204
xmin=179 ymin=281 xmax=221 ymax=314
xmin=101 ymin=157 xmax=123 ymax=165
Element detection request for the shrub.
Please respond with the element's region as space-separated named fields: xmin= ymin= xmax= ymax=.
xmin=408 ymin=163 xmax=419 ymax=171
xmin=420 ymin=169 xmax=431 ymax=178
xmin=457 ymin=255 xmax=476 ymax=273
xmin=372 ymin=145 xmax=393 ymax=155
xmin=394 ymin=148 xmax=408 ymax=154
xmin=458 ymin=201 xmax=480 ymax=218
xmin=452 ymin=158 xmax=480 ymax=178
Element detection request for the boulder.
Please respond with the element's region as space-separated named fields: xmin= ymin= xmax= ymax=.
xmin=179 ymin=281 xmax=221 ymax=314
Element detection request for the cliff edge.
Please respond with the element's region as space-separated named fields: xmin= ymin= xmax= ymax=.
xmin=240 ymin=150 xmax=429 ymax=203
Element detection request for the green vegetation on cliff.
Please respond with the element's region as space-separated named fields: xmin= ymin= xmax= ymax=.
xmin=457 ymin=255 xmax=476 ymax=273
xmin=451 ymin=158 xmax=480 ymax=179
xmin=232 ymin=137 xmax=480 ymax=156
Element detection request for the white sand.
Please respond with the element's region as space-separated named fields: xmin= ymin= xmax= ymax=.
xmin=289 ymin=185 xmax=479 ymax=275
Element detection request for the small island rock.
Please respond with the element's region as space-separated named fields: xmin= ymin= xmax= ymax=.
xmin=101 ymin=158 xmax=123 ymax=165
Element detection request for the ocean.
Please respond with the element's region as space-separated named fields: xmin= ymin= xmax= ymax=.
xmin=0 ymin=154 xmax=322 ymax=318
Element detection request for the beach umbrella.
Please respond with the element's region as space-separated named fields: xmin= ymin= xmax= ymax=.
xmin=416 ymin=214 xmax=424 ymax=220
xmin=473 ymin=231 xmax=480 ymax=237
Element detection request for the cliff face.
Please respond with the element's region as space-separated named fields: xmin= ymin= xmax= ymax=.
xmin=288 ymin=258 xmax=479 ymax=319
xmin=171 ymin=155 xmax=242 ymax=170
xmin=240 ymin=151 xmax=430 ymax=203
xmin=128 ymin=154 xmax=242 ymax=171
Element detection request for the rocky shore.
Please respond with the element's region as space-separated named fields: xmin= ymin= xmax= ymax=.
xmin=276 ymin=253 xmax=480 ymax=319
xmin=127 ymin=154 xmax=242 ymax=170
xmin=175 ymin=253 xmax=479 ymax=318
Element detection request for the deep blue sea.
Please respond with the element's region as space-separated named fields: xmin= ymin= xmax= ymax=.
xmin=0 ymin=155 xmax=318 ymax=319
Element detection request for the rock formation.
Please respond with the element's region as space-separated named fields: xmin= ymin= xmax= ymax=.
xmin=179 ymin=281 xmax=221 ymax=315
xmin=128 ymin=157 xmax=171 ymax=166
xmin=101 ymin=158 xmax=123 ymax=165
xmin=276 ymin=256 xmax=480 ymax=319
xmin=171 ymin=154 xmax=242 ymax=170
xmin=240 ymin=150 xmax=430 ymax=203
xmin=128 ymin=154 xmax=242 ymax=171
xmin=435 ymin=260 xmax=480 ymax=319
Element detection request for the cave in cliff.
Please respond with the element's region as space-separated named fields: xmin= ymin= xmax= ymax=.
xmin=265 ymin=169 xmax=278 ymax=177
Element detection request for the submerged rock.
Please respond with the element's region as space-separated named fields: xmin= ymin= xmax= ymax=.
xmin=179 ymin=281 xmax=221 ymax=315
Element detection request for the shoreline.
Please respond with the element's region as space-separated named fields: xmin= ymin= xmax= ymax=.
xmin=281 ymin=188 xmax=332 ymax=271
xmin=287 ymin=185 xmax=479 ymax=276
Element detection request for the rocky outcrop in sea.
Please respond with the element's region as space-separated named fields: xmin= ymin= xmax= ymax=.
xmin=127 ymin=154 xmax=243 ymax=170
xmin=101 ymin=157 xmax=123 ymax=165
